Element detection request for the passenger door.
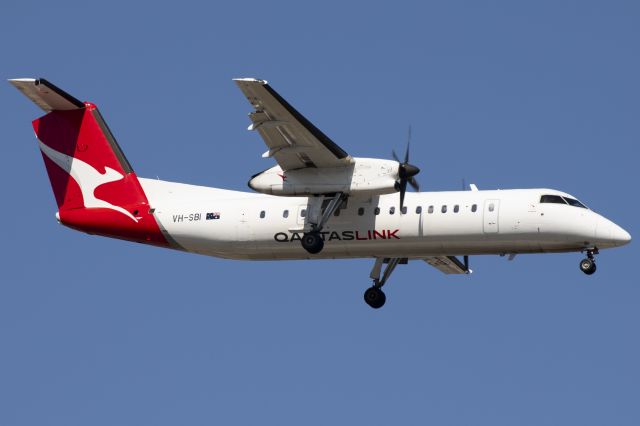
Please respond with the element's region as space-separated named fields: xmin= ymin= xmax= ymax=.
xmin=296 ymin=204 xmax=308 ymax=227
xmin=483 ymin=199 xmax=500 ymax=233
xmin=235 ymin=207 xmax=256 ymax=250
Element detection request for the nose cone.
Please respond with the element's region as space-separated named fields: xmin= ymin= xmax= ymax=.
xmin=594 ymin=216 xmax=631 ymax=247
xmin=611 ymin=223 xmax=631 ymax=246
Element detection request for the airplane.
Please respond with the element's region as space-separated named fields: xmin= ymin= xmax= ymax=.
xmin=9 ymin=77 xmax=632 ymax=309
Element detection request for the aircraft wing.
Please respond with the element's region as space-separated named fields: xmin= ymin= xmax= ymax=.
xmin=234 ymin=78 xmax=352 ymax=171
xmin=423 ymin=256 xmax=471 ymax=274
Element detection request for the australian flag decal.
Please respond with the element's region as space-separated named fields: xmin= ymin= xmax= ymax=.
xmin=206 ymin=212 xmax=220 ymax=220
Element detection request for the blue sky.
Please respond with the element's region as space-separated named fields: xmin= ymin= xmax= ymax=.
xmin=1 ymin=1 xmax=638 ymax=425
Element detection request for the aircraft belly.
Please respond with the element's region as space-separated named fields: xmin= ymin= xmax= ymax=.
xmin=156 ymin=214 xmax=540 ymax=260
xmin=235 ymin=236 xmax=542 ymax=260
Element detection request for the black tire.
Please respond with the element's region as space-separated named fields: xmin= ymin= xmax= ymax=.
xmin=301 ymin=232 xmax=324 ymax=254
xmin=580 ymin=258 xmax=596 ymax=275
xmin=364 ymin=287 xmax=386 ymax=309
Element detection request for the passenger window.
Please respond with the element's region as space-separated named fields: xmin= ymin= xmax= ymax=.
xmin=260 ymin=210 xmax=265 ymax=219
xmin=441 ymin=205 xmax=447 ymax=213
xmin=428 ymin=205 xmax=434 ymax=214
xmin=471 ymin=204 xmax=477 ymax=212
xmin=389 ymin=206 xmax=395 ymax=215
xmin=374 ymin=207 xmax=380 ymax=215
xmin=540 ymin=195 xmax=567 ymax=204
xmin=454 ymin=205 xmax=459 ymax=213
xmin=401 ymin=206 xmax=407 ymax=214
xmin=334 ymin=209 xmax=340 ymax=217
xmin=300 ymin=209 xmax=307 ymax=217
xmin=488 ymin=203 xmax=495 ymax=212
xmin=358 ymin=207 xmax=365 ymax=216
xmin=416 ymin=206 xmax=422 ymax=214
xmin=283 ymin=210 xmax=289 ymax=218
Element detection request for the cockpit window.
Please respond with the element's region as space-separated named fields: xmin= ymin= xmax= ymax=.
xmin=540 ymin=194 xmax=588 ymax=209
xmin=563 ymin=197 xmax=587 ymax=209
xmin=540 ymin=195 xmax=567 ymax=204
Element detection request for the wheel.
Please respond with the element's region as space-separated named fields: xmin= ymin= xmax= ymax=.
xmin=301 ymin=232 xmax=324 ymax=254
xmin=364 ymin=287 xmax=386 ymax=309
xmin=579 ymin=258 xmax=597 ymax=275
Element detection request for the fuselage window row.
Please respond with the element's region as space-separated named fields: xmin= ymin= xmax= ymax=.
xmin=277 ymin=203 xmax=480 ymax=219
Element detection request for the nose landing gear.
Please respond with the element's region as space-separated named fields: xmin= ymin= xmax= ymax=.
xmin=579 ymin=248 xmax=598 ymax=275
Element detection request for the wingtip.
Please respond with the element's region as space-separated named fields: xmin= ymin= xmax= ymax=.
xmin=8 ymin=78 xmax=37 ymax=85
xmin=233 ymin=77 xmax=268 ymax=85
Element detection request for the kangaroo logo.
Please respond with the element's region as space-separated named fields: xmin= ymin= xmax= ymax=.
xmin=39 ymin=141 xmax=139 ymax=222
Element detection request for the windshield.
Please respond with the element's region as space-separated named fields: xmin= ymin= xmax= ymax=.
xmin=540 ymin=194 xmax=588 ymax=209
xmin=540 ymin=195 xmax=566 ymax=204
xmin=563 ymin=197 xmax=587 ymax=208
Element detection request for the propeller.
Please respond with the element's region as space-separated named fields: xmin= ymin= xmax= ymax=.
xmin=392 ymin=126 xmax=421 ymax=211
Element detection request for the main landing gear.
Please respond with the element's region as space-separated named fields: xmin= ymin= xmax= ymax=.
xmin=364 ymin=257 xmax=405 ymax=309
xmin=301 ymin=192 xmax=348 ymax=254
xmin=301 ymin=232 xmax=324 ymax=254
xmin=579 ymin=248 xmax=598 ymax=275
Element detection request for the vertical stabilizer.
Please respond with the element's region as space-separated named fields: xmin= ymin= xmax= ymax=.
xmin=10 ymin=78 xmax=168 ymax=246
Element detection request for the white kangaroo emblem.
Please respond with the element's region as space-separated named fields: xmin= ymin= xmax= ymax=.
xmin=39 ymin=141 xmax=139 ymax=222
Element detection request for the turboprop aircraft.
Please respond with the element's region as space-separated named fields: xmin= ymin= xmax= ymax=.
xmin=10 ymin=78 xmax=631 ymax=308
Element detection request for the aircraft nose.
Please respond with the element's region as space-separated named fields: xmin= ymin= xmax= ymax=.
xmin=594 ymin=220 xmax=610 ymax=242
xmin=594 ymin=217 xmax=631 ymax=247
xmin=611 ymin=223 xmax=631 ymax=246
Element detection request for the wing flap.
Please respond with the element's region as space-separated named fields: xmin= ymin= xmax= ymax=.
xmin=424 ymin=256 xmax=471 ymax=275
xmin=9 ymin=78 xmax=85 ymax=112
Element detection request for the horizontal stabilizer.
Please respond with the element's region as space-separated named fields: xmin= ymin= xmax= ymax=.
xmin=8 ymin=78 xmax=85 ymax=112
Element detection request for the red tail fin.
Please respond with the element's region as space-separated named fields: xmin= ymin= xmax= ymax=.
xmin=11 ymin=78 xmax=168 ymax=246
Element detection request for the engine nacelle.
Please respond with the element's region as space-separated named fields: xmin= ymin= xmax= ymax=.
xmin=248 ymin=157 xmax=399 ymax=196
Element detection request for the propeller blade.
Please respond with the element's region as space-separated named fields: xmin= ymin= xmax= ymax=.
xmin=405 ymin=125 xmax=412 ymax=164
xmin=394 ymin=125 xmax=420 ymax=210
xmin=399 ymin=179 xmax=407 ymax=211
xmin=408 ymin=176 xmax=420 ymax=191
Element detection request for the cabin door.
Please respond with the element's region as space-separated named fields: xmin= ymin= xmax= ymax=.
xmin=483 ymin=199 xmax=500 ymax=233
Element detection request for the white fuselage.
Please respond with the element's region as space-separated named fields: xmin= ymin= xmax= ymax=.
xmin=138 ymin=178 xmax=630 ymax=260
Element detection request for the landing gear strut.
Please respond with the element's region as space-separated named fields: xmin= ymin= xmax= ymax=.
xmin=301 ymin=192 xmax=348 ymax=254
xmin=364 ymin=257 xmax=404 ymax=309
xmin=579 ymin=248 xmax=598 ymax=275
